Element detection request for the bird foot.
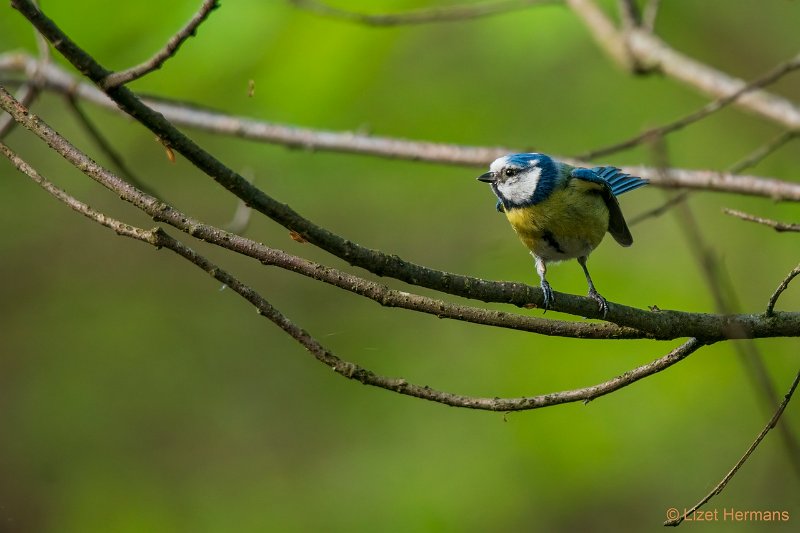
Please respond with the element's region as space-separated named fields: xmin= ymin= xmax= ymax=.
xmin=540 ymin=280 xmax=554 ymax=312
xmin=587 ymin=288 xmax=609 ymax=318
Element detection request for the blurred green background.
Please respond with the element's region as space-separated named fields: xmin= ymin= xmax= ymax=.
xmin=1 ymin=1 xmax=799 ymax=531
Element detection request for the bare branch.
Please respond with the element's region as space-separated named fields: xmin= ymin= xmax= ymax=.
xmin=728 ymin=130 xmax=799 ymax=174
xmin=100 ymin=0 xmax=219 ymax=89
xmin=723 ymin=208 xmax=800 ymax=233
xmin=665 ymin=367 xmax=800 ymax=526
xmin=577 ymin=51 xmax=800 ymax=160
xmin=767 ymin=263 xmax=800 ymax=317
xmin=288 ymin=0 xmax=557 ymax=26
xmin=566 ymin=0 xmax=634 ymax=70
xmin=2 ymin=53 xmax=800 ymax=202
xmin=566 ymin=0 xmax=800 ymax=130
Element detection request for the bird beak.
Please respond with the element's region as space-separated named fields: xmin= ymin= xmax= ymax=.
xmin=477 ymin=171 xmax=496 ymax=183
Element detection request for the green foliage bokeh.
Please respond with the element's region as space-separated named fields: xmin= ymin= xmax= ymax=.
xmin=0 ymin=1 xmax=798 ymax=531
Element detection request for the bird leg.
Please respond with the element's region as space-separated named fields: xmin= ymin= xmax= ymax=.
xmin=532 ymin=253 xmax=554 ymax=311
xmin=577 ymin=255 xmax=608 ymax=317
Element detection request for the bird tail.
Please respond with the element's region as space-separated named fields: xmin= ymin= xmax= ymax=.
xmin=592 ymin=166 xmax=648 ymax=196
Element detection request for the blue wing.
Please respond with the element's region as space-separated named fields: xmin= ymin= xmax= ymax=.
xmin=570 ymin=166 xmax=647 ymax=247
xmin=591 ymin=166 xmax=648 ymax=196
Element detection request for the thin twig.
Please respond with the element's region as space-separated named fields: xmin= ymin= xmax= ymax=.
xmin=0 ymin=140 xmax=706 ymax=411
xmin=64 ymin=93 xmax=158 ymax=197
xmin=101 ymin=0 xmax=219 ymax=89
xmin=665 ymin=367 xmax=800 ymax=526
xmin=617 ymin=0 xmax=640 ymax=30
xmin=628 ymin=190 xmax=688 ymax=226
xmin=642 ymin=0 xmax=661 ymax=32
xmin=766 ymin=263 xmax=800 ymax=317
xmin=728 ymin=130 xmax=799 ymax=174
xmin=289 ymin=0 xmax=557 ymax=26
xmin=577 ymin=51 xmax=800 ymax=160
xmin=723 ymin=208 xmax=800 ymax=233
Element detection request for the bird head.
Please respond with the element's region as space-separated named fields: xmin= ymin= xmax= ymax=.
xmin=477 ymin=153 xmax=557 ymax=208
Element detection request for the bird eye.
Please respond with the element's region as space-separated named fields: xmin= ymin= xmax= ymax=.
xmin=504 ymin=168 xmax=516 ymax=177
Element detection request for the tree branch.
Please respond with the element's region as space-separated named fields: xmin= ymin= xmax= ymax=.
xmin=767 ymin=263 xmax=800 ymax=317
xmin=2 ymin=52 xmax=800 ymax=202
xmin=664 ymin=367 xmax=800 ymax=526
xmin=100 ymin=0 xmax=219 ymax=89
xmin=566 ymin=0 xmax=800 ymax=130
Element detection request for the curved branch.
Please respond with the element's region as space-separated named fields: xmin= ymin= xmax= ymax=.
xmin=665 ymin=367 xmax=800 ymax=526
xmin=100 ymin=0 xmax=220 ymax=88
xmin=1 ymin=52 xmax=799 ymax=201
xmin=767 ymin=263 xmax=800 ymax=317
xmin=2 ymin=85 xmax=800 ymax=341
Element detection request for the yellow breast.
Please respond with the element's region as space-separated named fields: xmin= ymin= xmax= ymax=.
xmin=503 ymin=184 xmax=609 ymax=260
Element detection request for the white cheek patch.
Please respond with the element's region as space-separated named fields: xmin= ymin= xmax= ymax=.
xmin=497 ymin=165 xmax=541 ymax=204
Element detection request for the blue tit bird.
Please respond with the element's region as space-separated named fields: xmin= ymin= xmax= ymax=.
xmin=477 ymin=153 xmax=648 ymax=316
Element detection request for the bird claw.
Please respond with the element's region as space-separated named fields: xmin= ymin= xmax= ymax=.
xmin=541 ymin=280 xmax=554 ymax=312
xmin=587 ymin=288 xmax=609 ymax=318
